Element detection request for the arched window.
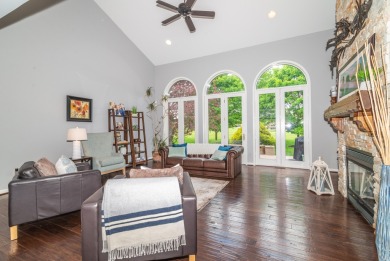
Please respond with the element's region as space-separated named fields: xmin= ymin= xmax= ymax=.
xmin=165 ymin=79 xmax=197 ymax=145
xmin=257 ymin=64 xmax=307 ymax=88
xmin=254 ymin=62 xmax=310 ymax=168
xmin=205 ymin=72 xmax=246 ymax=150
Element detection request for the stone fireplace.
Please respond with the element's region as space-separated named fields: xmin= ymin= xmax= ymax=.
xmin=324 ymin=0 xmax=390 ymax=229
xmin=325 ymin=96 xmax=381 ymax=228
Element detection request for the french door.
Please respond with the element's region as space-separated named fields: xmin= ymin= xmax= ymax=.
xmin=255 ymin=85 xmax=309 ymax=168
xmin=205 ymin=93 xmax=247 ymax=163
xmin=166 ymin=97 xmax=197 ymax=144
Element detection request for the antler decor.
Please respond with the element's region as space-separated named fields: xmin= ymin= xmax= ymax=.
xmin=326 ymin=0 xmax=372 ymax=77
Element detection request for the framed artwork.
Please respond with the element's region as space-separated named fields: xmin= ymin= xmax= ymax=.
xmin=337 ymin=34 xmax=375 ymax=101
xmin=66 ymin=95 xmax=92 ymax=122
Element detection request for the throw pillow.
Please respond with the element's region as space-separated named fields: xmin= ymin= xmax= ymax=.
xmin=211 ymin=150 xmax=228 ymax=161
xmin=218 ymin=145 xmax=233 ymax=151
xmin=172 ymin=143 xmax=187 ymax=156
xmin=129 ymin=164 xmax=184 ymax=184
xmin=34 ymin=157 xmax=58 ymax=176
xmin=168 ymin=146 xmax=186 ymax=157
xmin=55 ymin=155 xmax=77 ymax=174
xmin=18 ymin=161 xmax=41 ymax=179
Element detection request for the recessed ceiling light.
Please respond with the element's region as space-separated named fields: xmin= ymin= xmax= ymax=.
xmin=165 ymin=39 xmax=172 ymax=45
xmin=268 ymin=10 xmax=276 ymax=19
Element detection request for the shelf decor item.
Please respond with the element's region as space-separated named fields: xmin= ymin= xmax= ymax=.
xmin=67 ymin=96 xmax=92 ymax=122
xmin=356 ymin=41 xmax=389 ymax=261
xmin=131 ymin=106 xmax=137 ymax=115
xmin=67 ymin=127 xmax=87 ymax=159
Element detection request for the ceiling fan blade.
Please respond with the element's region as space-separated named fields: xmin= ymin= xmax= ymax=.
xmin=162 ymin=14 xmax=181 ymax=26
xmin=191 ymin=10 xmax=215 ymax=19
xmin=185 ymin=16 xmax=196 ymax=33
xmin=156 ymin=0 xmax=178 ymax=13
xmin=185 ymin=0 xmax=197 ymax=9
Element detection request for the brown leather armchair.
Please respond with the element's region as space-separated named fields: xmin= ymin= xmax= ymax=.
xmin=8 ymin=162 xmax=102 ymax=240
xmin=81 ymin=172 xmax=197 ymax=261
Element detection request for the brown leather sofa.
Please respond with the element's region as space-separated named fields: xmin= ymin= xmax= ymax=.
xmin=159 ymin=146 xmax=244 ymax=179
xmin=8 ymin=162 xmax=101 ymax=240
xmin=81 ymin=172 xmax=197 ymax=261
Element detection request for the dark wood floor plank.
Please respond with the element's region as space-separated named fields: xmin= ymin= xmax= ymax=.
xmin=0 ymin=164 xmax=378 ymax=260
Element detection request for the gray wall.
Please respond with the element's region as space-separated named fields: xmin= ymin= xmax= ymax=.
xmin=0 ymin=0 xmax=155 ymax=191
xmin=154 ymin=30 xmax=338 ymax=169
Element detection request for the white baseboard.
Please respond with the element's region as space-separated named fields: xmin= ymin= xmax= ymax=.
xmin=329 ymin=168 xmax=339 ymax=172
xmin=0 ymin=189 xmax=8 ymax=195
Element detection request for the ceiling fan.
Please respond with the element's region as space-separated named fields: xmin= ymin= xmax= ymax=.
xmin=156 ymin=0 xmax=215 ymax=33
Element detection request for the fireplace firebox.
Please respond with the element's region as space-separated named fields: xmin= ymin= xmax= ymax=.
xmin=346 ymin=147 xmax=375 ymax=224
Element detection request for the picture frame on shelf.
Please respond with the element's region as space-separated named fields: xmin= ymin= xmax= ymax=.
xmin=337 ymin=34 xmax=375 ymax=101
xmin=67 ymin=95 xmax=92 ymax=122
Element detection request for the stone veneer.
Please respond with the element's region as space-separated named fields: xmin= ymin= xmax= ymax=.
xmin=335 ymin=0 xmax=390 ymax=229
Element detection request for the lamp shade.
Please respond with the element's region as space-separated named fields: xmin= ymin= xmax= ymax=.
xmin=67 ymin=127 xmax=87 ymax=141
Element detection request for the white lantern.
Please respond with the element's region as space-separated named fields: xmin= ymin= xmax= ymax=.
xmin=307 ymin=157 xmax=335 ymax=195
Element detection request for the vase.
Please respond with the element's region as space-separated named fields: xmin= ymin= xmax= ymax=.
xmin=153 ymin=151 xmax=161 ymax=162
xmin=120 ymin=147 xmax=126 ymax=155
xmin=376 ymin=165 xmax=390 ymax=261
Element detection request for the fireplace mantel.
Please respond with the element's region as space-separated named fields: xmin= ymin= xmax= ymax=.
xmin=324 ymin=90 xmax=372 ymax=132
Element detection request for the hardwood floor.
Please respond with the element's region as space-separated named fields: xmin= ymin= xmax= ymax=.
xmin=0 ymin=165 xmax=378 ymax=260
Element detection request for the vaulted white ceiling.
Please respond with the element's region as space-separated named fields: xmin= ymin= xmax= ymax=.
xmin=95 ymin=0 xmax=336 ymax=66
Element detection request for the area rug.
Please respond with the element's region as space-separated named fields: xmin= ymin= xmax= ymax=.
xmin=190 ymin=177 xmax=229 ymax=211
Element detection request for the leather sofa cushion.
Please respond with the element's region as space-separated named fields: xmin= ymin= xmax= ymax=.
xmin=98 ymin=155 xmax=124 ymax=167
xmin=203 ymin=159 xmax=226 ymax=170
xmin=167 ymin=157 xmax=184 ymax=166
xmin=18 ymin=161 xmax=40 ymax=179
xmin=183 ymin=158 xmax=204 ymax=168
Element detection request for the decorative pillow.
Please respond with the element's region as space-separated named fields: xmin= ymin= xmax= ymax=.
xmin=168 ymin=146 xmax=186 ymax=157
xmin=211 ymin=150 xmax=228 ymax=161
xmin=55 ymin=155 xmax=77 ymax=174
xmin=218 ymin=145 xmax=233 ymax=151
xmin=34 ymin=158 xmax=58 ymax=176
xmin=18 ymin=161 xmax=41 ymax=179
xmin=129 ymin=164 xmax=184 ymax=184
xmin=172 ymin=143 xmax=187 ymax=156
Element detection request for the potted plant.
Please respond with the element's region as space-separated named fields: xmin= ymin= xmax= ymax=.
xmin=145 ymin=87 xmax=168 ymax=162
xmin=131 ymin=106 xmax=137 ymax=116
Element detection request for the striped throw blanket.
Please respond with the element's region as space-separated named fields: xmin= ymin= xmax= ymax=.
xmin=101 ymin=177 xmax=186 ymax=261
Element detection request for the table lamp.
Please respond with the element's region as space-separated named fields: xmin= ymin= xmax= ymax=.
xmin=67 ymin=127 xmax=87 ymax=159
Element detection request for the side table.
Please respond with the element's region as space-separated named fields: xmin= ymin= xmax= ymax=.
xmin=71 ymin=156 xmax=93 ymax=169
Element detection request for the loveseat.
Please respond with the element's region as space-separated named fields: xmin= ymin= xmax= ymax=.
xmin=8 ymin=161 xmax=101 ymax=240
xmin=159 ymin=143 xmax=244 ymax=179
xmin=81 ymin=172 xmax=197 ymax=261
